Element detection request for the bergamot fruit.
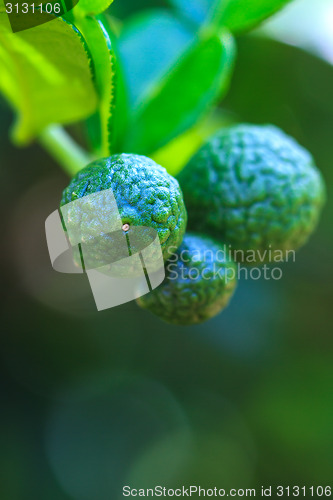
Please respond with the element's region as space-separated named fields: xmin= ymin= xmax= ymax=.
xmin=178 ymin=124 xmax=325 ymax=261
xmin=60 ymin=154 xmax=187 ymax=266
xmin=137 ymin=233 xmax=237 ymax=325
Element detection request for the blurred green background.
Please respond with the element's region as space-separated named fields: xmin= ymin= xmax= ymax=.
xmin=1 ymin=0 xmax=333 ymax=498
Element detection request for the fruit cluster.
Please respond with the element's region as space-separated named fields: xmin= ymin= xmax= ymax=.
xmin=61 ymin=124 xmax=326 ymax=325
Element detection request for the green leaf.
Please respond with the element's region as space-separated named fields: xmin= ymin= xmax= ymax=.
xmin=74 ymin=14 xmax=127 ymax=156
xmin=169 ymin=0 xmax=293 ymax=34
xmin=118 ymin=10 xmax=194 ymax=108
xmin=0 ymin=3 xmax=11 ymax=30
xmin=125 ymin=30 xmax=236 ymax=155
xmin=0 ymin=15 xmax=97 ymax=145
xmin=75 ymin=0 xmax=114 ymax=18
xmin=168 ymin=0 xmax=211 ymax=26
xmin=210 ymin=0 xmax=294 ymax=34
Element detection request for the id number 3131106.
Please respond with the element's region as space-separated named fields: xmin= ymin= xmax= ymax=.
xmin=5 ymin=2 xmax=61 ymax=14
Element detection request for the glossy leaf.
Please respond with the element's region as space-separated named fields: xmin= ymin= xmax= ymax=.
xmin=169 ymin=0 xmax=293 ymax=34
xmin=0 ymin=2 xmax=11 ymax=31
xmin=74 ymin=14 xmax=127 ymax=155
xmin=118 ymin=10 xmax=194 ymax=108
xmin=125 ymin=30 xmax=235 ymax=155
xmin=168 ymin=0 xmax=212 ymax=26
xmin=0 ymin=15 xmax=97 ymax=144
xmin=209 ymin=0 xmax=293 ymax=34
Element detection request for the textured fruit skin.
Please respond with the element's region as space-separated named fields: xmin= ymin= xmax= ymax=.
xmin=137 ymin=233 xmax=237 ymax=325
xmin=60 ymin=154 xmax=187 ymax=263
xmin=177 ymin=125 xmax=326 ymax=259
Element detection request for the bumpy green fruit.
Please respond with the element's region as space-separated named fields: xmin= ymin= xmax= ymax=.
xmin=137 ymin=233 xmax=237 ymax=325
xmin=60 ymin=154 xmax=187 ymax=263
xmin=178 ymin=125 xmax=325 ymax=260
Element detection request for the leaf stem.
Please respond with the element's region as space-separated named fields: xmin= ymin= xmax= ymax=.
xmin=39 ymin=125 xmax=92 ymax=177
